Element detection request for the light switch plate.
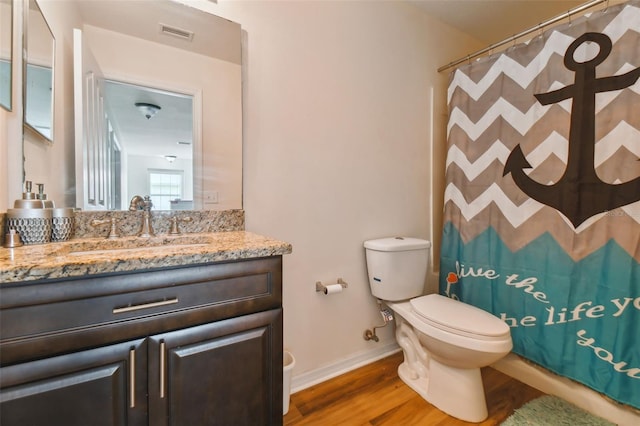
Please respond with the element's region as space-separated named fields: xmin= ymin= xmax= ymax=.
xmin=204 ymin=191 xmax=219 ymax=204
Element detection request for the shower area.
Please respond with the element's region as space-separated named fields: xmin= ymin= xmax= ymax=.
xmin=438 ymin=1 xmax=640 ymax=423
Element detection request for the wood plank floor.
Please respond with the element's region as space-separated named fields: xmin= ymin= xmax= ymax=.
xmin=284 ymin=351 xmax=544 ymax=425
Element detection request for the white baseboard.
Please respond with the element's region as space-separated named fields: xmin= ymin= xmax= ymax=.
xmin=290 ymin=343 xmax=401 ymax=394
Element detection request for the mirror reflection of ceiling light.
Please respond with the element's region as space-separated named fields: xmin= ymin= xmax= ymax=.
xmin=165 ymin=155 xmax=177 ymax=163
xmin=135 ymin=102 xmax=161 ymax=119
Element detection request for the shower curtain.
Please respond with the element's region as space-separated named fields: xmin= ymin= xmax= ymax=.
xmin=440 ymin=0 xmax=640 ymax=409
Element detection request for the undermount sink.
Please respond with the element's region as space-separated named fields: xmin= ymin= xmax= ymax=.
xmin=57 ymin=234 xmax=218 ymax=257
xmin=68 ymin=243 xmax=209 ymax=257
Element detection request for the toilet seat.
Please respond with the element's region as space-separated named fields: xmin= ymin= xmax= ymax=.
xmin=388 ymin=298 xmax=512 ymax=357
xmin=409 ymin=294 xmax=510 ymax=340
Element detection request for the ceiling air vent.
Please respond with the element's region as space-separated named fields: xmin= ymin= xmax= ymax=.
xmin=159 ymin=23 xmax=194 ymax=42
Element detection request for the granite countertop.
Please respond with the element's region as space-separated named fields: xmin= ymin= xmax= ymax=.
xmin=0 ymin=231 xmax=292 ymax=284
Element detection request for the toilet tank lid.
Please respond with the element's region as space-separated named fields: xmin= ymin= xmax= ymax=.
xmin=364 ymin=237 xmax=431 ymax=252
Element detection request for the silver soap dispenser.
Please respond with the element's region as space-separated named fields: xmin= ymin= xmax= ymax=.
xmin=5 ymin=181 xmax=52 ymax=244
xmin=36 ymin=183 xmax=55 ymax=208
xmin=13 ymin=181 xmax=45 ymax=209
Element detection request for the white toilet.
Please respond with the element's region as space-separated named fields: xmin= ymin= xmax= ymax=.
xmin=364 ymin=237 xmax=512 ymax=423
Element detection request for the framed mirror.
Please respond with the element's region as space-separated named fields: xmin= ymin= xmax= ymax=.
xmin=0 ymin=0 xmax=12 ymax=111
xmin=24 ymin=0 xmax=54 ymax=142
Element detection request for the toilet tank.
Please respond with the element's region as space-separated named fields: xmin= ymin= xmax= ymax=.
xmin=364 ymin=237 xmax=431 ymax=302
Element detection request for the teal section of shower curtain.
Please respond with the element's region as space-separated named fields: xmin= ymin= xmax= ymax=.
xmin=439 ymin=223 xmax=640 ymax=409
xmin=440 ymin=0 xmax=640 ymax=409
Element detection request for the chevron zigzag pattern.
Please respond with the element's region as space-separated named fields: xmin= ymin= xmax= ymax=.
xmin=447 ymin=4 xmax=640 ymax=103
xmin=444 ymin=0 xmax=640 ymax=260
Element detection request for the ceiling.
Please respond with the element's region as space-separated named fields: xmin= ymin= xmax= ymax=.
xmin=104 ymin=82 xmax=193 ymax=160
xmin=410 ymin=0 xmax=585 ymax=45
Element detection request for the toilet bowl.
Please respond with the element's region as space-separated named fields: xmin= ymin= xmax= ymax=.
xmin=364 ymin=237 xmax=512 ymax=423
xmin=387 ymin=295 xmax=512 ymax=422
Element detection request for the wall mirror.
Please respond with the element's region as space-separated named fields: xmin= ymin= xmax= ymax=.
xmin=73 ymin=0 xmax=242 ymax=211
xmin=24 ymin=0 xmax=54 ymax=141
xmin=24 ymin=0 xmax=242 ymax=211
xmin=0 ymin=0 xmax=12 ymax=111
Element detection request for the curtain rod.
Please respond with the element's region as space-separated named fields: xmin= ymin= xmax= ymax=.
xmin=437 ymin=0 xmax=608 ymax=73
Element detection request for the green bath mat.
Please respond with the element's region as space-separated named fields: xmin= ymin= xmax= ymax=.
xmin=501 ymin=395 xmax=615 ymax=426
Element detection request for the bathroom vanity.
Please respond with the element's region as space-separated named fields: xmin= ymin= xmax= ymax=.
xmin=0 ymin=231 xmax=292 ymax=426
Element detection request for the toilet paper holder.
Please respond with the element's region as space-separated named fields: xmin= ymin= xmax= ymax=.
xmin=315 ymin=278 xmax=348 ymax=293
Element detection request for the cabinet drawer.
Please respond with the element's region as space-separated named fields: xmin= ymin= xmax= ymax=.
xmin=0 ymin=257 xmax=282 ymax=364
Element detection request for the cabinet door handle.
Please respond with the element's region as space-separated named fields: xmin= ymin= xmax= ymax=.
xmin=160 ymin=341 xmax=166 ymax=399
xmin=129 ymin=349 xmax=136 ymax=408
xmin=112 ymin=298 xmax=179 ymax=314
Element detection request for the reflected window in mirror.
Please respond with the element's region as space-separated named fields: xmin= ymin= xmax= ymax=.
xmin=0 ymin=0 xmax=13 ymax=110
xmin=149 ymin=170 xmax=188 ymax=211
xmin=24 ymin=0 xmax=54 ymax=141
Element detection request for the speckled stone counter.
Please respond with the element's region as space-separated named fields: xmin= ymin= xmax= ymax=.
xmin=73 ymin=209 xmax=245 ymax=238
xmin=1 ymin=209 xmax=245 ymax=245
xmin=0 ymin=231 xmax=292 ymax=284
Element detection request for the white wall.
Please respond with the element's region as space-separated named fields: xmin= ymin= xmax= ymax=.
xmin=202 ymin=0 xmax=481 ymax=384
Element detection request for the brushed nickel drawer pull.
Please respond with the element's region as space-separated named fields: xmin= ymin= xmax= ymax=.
xmin=129 ymin=349 xmax=136 ymax=408
xmin=112 ymin=298 xmax=179 ymax=314
xmin=160 ymin=341 xmax=166 ymax=399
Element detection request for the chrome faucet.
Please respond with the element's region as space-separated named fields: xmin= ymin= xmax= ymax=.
xmin=129 ymin=195 xmax=146 ymax=211
xmin=129 ymin=195 xmax=155 ymax=238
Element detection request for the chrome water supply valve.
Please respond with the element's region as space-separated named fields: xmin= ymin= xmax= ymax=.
xmin=364 ymin=302 xmax=394 ymax=342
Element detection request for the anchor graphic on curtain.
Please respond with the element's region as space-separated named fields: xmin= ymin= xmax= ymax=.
xmin=442 ymin=2 xmax=640 ymax=411
xmin=503 ymin=32 xmax=640 ymax=227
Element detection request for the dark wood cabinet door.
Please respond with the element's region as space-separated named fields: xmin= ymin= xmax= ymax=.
xmin=0 ymin=339 xmax=147 ymax=426
xmin=148 ymin=309 xmax=283 ymax=426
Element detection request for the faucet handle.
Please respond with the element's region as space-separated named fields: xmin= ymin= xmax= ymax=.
xmin=143 ymin=196 xmax=153 ymax=211
xmin=169 ymin=216 xmax=193 ymax=235
xmin=90 ymin=217 xmax=121 ymax=239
